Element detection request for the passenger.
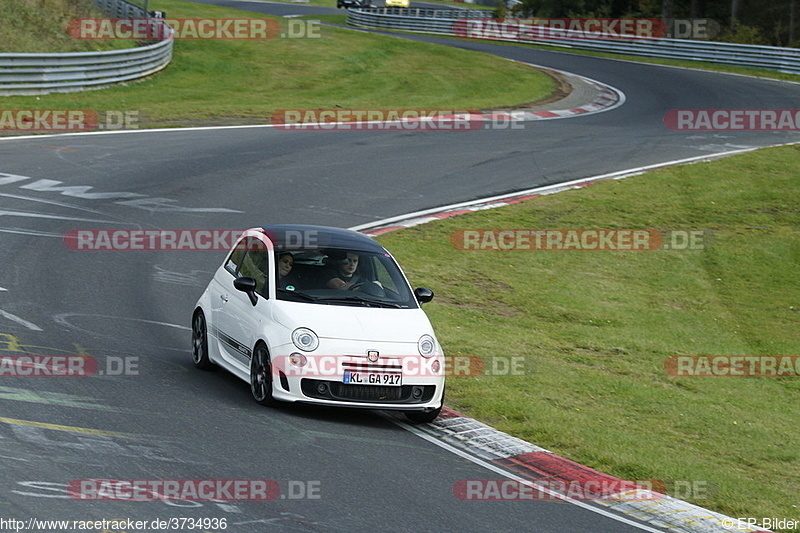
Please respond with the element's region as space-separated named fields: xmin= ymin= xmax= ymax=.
xmin=277 ymin=252 xmax=295 ymax=289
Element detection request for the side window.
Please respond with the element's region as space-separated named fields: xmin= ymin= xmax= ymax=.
xmin=227 ymin=237 xmax=270 ymax=297
xmin=225 ymin=245 xmax=246 ymax=274
xmin=373 ymin=256 xmax=399 ymax=294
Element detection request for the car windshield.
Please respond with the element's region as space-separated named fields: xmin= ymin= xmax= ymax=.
xmin=275 ymin=247 xmax=417 ymax=308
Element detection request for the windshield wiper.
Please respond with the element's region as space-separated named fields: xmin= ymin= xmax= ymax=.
xmin=277 ymin=288 xmax=319 ymax=302
xmin=316 ymin=296 xmax=402 ymax=308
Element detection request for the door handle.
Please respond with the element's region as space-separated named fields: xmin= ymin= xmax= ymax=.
xmin=220 ymin=294 xmax=229 ymax=303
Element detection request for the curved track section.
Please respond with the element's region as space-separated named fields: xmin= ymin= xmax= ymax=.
xmin=0 ymin=3 xmax=798 ymax=531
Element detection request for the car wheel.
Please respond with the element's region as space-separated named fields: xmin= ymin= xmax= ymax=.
xmin=405 ymin=386 xmax=444 ymax=423
xmin=191 ymin=310 xmax=213 ymax=370
xmin=250 ymin=343 xmax=277 ymax=406
xmin=405 ymin=406 xmax=441 ymax=424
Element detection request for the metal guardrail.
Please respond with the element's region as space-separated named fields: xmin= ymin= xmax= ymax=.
xmin=347 ymin=9 xmax=800 ymax=75
xmin=0 ymin=0 xmax=173 ymax=96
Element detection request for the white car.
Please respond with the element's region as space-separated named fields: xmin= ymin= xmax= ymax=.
xmin=192 ymin=225 xmax=445 ymax=423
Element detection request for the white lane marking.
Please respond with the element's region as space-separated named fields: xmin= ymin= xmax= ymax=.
xmin=0 ymin=124 xmax=283 ymax=141
xmin=382 ymin=413 xmax=665 ymax=533
xmin=0 ymin=209 xmax=116 ymax=223
xmin=0 ymin=69 xmax=624 ymax=141
xmin=53 ymin=313 xmax=190 ymax=331
xmin=0 ymin=191 xmax=128 ymax=216
xmin=349 ymin=146 xmax=771 ymax=232
xmin=0 ymin=310 xmax=43 ymax=331
xmin=0 ymin=173 xmax=242 ymax=214
xmin=0 ymin=228 xmax=64 ymax=238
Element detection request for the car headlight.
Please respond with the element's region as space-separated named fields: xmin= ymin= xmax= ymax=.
xmin=418 ymin=334 xmax=436 ymax=357
xmin=292 ymin=328 xmax=319 ymax=352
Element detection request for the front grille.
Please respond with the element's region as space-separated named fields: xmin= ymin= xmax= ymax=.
xmin=333 ymin=383 xmax=403 ymax=401
xmin=301 ymin=379 xmax=435 ymax=404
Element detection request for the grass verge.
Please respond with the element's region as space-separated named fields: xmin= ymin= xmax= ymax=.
xmin=0 ymin=0 xmax=136 ymax=52
xmin=0 ymin=0 xmax=555 ymax=130
xmin=376 ymin=144 xmax=800 ymax=530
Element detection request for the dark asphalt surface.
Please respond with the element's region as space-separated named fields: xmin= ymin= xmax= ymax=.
xmin=0 ymin=2 xmax=797 ymax=532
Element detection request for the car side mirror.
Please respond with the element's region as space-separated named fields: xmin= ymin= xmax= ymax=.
xmin=414 ymin=287 xmax=434 ymax=305
xmin=234 ymin=277 xmax=258 ymax=306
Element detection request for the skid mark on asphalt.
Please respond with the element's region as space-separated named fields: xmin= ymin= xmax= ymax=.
xmin=0 ymin=417 xmax=206 ymax=465
xmin=0 ymin=416 xmax=132 ymax=439
xmin=0 ymin=385 xmax=126 ymax=412
xmin=152 ymin=266 xmax=210 ymax=287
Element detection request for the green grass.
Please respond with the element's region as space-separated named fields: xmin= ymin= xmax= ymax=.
xmin=1 ymin=0 xmax=555 ymax=129
xmin=376 ymin=144 xmax=800 ymax=530
xmin=0 ymin=0 xmax=136 ymax=52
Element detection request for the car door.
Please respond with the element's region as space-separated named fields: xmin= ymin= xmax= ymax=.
xmin=211 ymin=234 xmax=271 ymax=371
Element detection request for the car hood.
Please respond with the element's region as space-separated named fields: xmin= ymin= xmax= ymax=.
xmin=271 ymin=301 xmax=434 ymax=343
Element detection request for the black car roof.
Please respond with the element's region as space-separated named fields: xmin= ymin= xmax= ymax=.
xmin=260 ymin=224 xmax=387 ymax=253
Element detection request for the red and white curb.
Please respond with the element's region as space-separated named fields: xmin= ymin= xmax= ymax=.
xmin=383 ymin=408 xmax=770 ymax=533
xmin=488 ymin=74 xmax=623 ymax=121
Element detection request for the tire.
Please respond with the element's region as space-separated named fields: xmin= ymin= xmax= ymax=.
xmin=405 ymin=406 xmax=441 ymax=424
xmin=405 ymin=386 xmax=444 ymax=423
xmin=191 ymin=310 xmax=214 ymax=370
xmin=250 ymin=343 xmax=278 ymax=406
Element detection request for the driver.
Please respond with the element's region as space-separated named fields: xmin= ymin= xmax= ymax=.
xmin=326 ymin=252 xmax=361 ymax=290
xmin=325 ymin=251 xmax=384 ymax=293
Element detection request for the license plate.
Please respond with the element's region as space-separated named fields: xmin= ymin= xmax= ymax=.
xmin=343 ymin=370 xmax=402 ymax=386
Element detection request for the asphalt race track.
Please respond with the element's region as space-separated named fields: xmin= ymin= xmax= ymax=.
xmin=0 ymin=2 xmax=798 ymax=531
